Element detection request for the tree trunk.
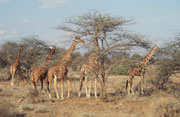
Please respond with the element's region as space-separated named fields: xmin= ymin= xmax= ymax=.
xmin=100 ymin=77 xmax=106 ymax=99
xmin=100 ymin=39 xmax=106 ymax=99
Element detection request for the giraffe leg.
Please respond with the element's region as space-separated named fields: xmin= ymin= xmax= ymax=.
xmin=31 ymin=74 xmax=36 ymax=89
xmin=85 ymin=76 xmax=88 ymax=98
xmin=128 ymin=76 xmax=134 ymax=95
xmin=40 ymin=78 xmax=43 ymax=90
xmin=31 ymin=77 xmax=35 ymax=89
xmin=78 ymin=73 xmax=84 ymax=98
xmin=131 ymin=78 xmax=134 ymax=95
xmin=94 ymin=78 xmax=97 ymax=98
xmin=126 ymin=80 xmax=128 ymax=94
xmin=34 ymin=77 xmax=40 ymax=90
xmin=49 ymin=79 xmax=51 ymax=91
xmin=60 ymin=78 xmax=64 ymax=100
xmin=46 ymin=72 xmax=53 ymax=98
xmin=47 ymin=79 xmax=52 ymax=99
xmin=32 ymin=80 xmax=37 ymax=90
xmin=65 ymin=75 xmax=71 ymax=98
xmin=87 ymin=77 xmax=92 ymax=98
xmin=54 ymin=75 xmax=59 ymax=99
xmin=141 ymin=75 xmax=145 ymax=95
xmin=127 ymin=76 xmax=131 ymax=95
xmin=11 ymin=74 xmax=15 ymax=86
xmin=128 ymin=81 xmax=131 ymax=95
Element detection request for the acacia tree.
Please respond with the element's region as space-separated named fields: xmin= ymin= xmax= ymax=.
xmin=56 ymin=10 xmax=150 ymax=98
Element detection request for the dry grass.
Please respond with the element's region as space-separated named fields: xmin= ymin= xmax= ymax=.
xmin=149 ymin=91 xmax=180 ymax=117
xmin=78 ymin=112 xmax=96 ymax=117
xmin=0 ymin=70 xmax=179 ymax=117
xmin=20 ymin=104 xmax=35 ymax=111
xmin=35 ymin=105 xmax=49 ymax=113
xmin=0 ymin=101 xmax=25 ymax=117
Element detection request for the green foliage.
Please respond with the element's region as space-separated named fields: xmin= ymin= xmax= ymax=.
xmin=110 ymin=66 xmax=128 ymax=75
xmin=131 ymin=54 xmax=142 ymax=60
xmin=69 ymin=52 xmax=83 ymax=71
xmin=154 ymin=60 xmax=161 ymax=65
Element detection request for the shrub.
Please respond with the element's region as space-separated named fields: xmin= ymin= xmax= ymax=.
xmin=35 ymin=105 xmax=49 ymax=113
xmin=20 ymin=104 xmax=34 ymax=111
xmin=154 ymin=99 xmax=180 ymax=117
xmin=110 ymin=66 xmax=128 ymax=75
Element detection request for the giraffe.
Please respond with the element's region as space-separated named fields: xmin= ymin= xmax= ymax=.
xmin=126 ymin=45 xmax=159 ymax=95
xmin=79 ymin=26 xmax=100 ymax=98
xmin=46 ymin=37 xmax=84 ymax=99
xmin=10 ymin=46 xmax=23 ymax=86
xmin=31 ymin=46 xmax=56 ymax=90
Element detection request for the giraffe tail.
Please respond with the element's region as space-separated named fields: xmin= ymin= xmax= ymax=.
xmin=126 ymin=80 xmax=128 ymax=93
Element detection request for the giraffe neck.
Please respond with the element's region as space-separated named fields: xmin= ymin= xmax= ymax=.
xmin=15 ymin=48 xmax=21 ymax=64
xmin=88 ymin=27 xmax=100 ymax=66
xmin=140 ymin=48 xmax=155 ymax=66
xmin=59 ymin=42 xmax=78 ymax=63
xmin=94 ymin=26 xmax=100 ymax=51
xmin=43 ymin=48 xmax=56 ymax=65
xmin=94 ymin=38 xmax=100 ymax=51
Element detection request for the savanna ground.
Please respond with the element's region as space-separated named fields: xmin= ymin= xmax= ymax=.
xmin=0 ymin=66 xmax=180 ymax=117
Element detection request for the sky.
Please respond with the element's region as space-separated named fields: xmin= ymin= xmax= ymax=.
xmin=0 ymin=0 xmax=180 ymax=48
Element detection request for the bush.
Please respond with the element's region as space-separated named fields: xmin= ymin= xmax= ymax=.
xmin=0 ymin=67 xmax=10 ymax=81
xmin=154 ymin=99 xmax=180 ymax=117
xmin=151 ymin=34 xmax=180 ymax=90
xmin=110 ymin=66 xmax=128 ymax=75
xmin=20 ymin=104 xmax=34 ymax=111
xmin=35 ymin=105 xmax=49 ymax=113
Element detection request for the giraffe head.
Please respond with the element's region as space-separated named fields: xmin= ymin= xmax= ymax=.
xmin=153 ymin=44 xmax=160 ymax=51
xmin=50 ymin=45 xmax=56 ymax=53
xmin=74 ymin=37 xmax=85 ymax=44
xmin=19 ymin=45 xmax=23 ymax=50
xmin=50 ymin=46 xmax=56 ymax=50
xmin=45 ymin=46 xmax=56 ymax=62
